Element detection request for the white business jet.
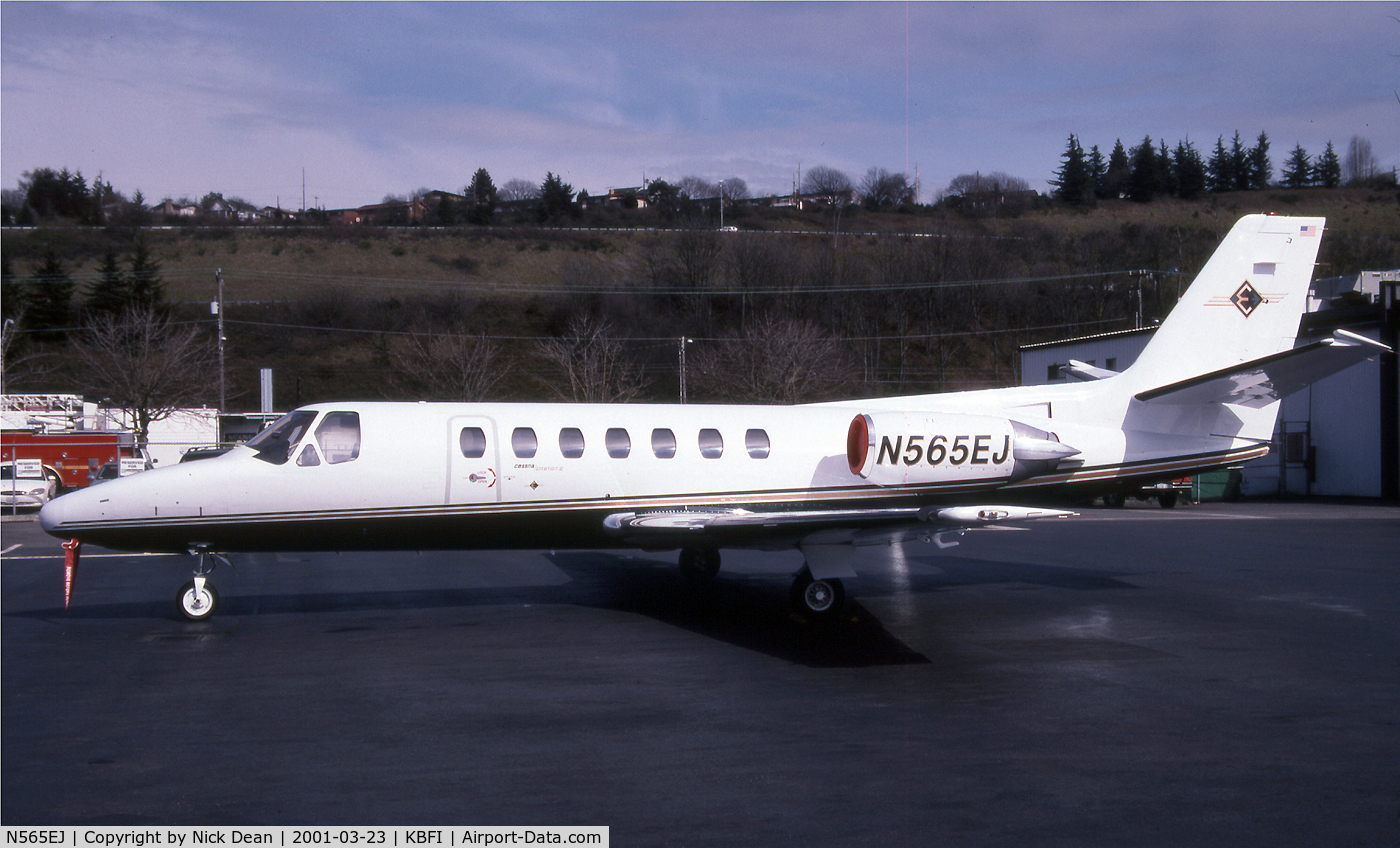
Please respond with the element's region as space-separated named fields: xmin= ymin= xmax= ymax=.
xmin=39 ymin=215 xmax=1388 ymax=621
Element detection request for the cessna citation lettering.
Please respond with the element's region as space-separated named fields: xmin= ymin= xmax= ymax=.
xmin=40 ymin=215 xmax=1389 ymax=621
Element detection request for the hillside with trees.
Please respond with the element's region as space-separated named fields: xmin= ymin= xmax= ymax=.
xmin=3 ymin=144 xmax=1397 ymax=415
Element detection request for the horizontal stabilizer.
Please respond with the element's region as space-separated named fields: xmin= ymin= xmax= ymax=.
xmin=1062 ymin=360 xmax=1119 ymax=381
xmin=1135 ymin=330 xmax=1391 ymax=409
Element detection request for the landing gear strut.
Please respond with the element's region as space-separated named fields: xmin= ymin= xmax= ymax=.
xmin=179 ymin=546 xmax=228 ymax=621
xmin=789 ymin=566 xmax=845 ymax=621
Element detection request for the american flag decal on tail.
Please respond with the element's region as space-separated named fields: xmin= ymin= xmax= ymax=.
xmin=1299 ymin=224 xmax=1319 ymax=237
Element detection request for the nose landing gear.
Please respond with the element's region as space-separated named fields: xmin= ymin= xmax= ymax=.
xmin=179 ymin=546 xmax=229 ymax=621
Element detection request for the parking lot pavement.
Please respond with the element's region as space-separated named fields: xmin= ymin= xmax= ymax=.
xmin=4 ymin=503 xmax=1399 ymax=844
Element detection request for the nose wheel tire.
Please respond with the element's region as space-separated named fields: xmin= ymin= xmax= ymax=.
xmin=178 ymin=579 xmax=219 ymax=621
xmin=790 ymin=567 xmax=844 ymax=620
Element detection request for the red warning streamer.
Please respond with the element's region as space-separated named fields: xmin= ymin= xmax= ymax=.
xmin=62 ymin=538 xmax=81 ymax=609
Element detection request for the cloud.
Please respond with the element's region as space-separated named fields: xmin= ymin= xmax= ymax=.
xmin=3 ymin=2 xmax=1395 ymax=207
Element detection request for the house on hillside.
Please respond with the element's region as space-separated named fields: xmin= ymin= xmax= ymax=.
xmin=353 ymin=198 xmax=427 ymax=226
xmin=154 ymin=199 xmax=199 ymax=220
xmin=326 ymin=208 xmax=363 ymax=225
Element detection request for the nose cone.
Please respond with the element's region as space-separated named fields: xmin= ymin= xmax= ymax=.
xmin=38 ymin=491 xmax=72 ymax=537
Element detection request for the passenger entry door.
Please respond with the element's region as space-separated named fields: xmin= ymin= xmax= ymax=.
xmin=447 ymin=417 xmax=501 ymax=504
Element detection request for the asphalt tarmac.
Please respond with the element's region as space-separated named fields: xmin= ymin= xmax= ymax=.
xmin=3 ymin=502 xmax=1398 ymax=845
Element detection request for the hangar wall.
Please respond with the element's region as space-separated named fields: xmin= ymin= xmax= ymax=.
xmin=1018 ymin=272 xmax=1397 ymax=499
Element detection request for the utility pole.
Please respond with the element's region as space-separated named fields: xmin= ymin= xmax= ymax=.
xmin=719 ymin=180 xmax=724 ymax=230
xmin=678 ymin=337 xmax=693 ymax=403
xmin=214 ymin=269 xmax=226 ymax=411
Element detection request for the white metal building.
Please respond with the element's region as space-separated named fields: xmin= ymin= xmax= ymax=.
xmin=1019 ymin=272 xmax=1399 ymax=499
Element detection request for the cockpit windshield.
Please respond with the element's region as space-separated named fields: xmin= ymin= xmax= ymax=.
xmin=246 ymin=410 xmax=318 ymax=465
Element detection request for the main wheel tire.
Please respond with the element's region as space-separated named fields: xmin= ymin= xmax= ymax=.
xmin=178 ymin=580 xmax=219 ymax=621
xmin=1103 ymin=492 xmax=1126 ymax=508
xmin=790 ymin=568 xmax=845 ymax=620
xmin=1157 ymin=491 xmax=1179 ymax=509
xmin=678 ymin=547 xmax=721 ymax=581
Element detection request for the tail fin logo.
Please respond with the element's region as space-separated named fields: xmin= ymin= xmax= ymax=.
xmin=1230 ymin=281 xmax=1264 ymax=317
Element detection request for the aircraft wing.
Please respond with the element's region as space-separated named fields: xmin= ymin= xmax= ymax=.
xmin=1135 ymin=330 xmax=1390 ymax=409
xmin=603 ymin=504 xmax=1074 ymax=543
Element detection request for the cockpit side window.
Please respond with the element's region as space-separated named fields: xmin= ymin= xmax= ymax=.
xmin=315 ymin=412 xmax=361 ymax=464
xmin=296 ymin=444 xmax=321 ymax=467
xmin=247 ymin=410 xmax=318 ymax=465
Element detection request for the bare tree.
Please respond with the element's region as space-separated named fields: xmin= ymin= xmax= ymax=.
xmin=0 ymin=312 xmax=59 ymax=394
xmin=72 ymin=309 xmax=217 ymax=447
xmin=800 ymin=165 xmax=854 ymax=205
xmin=498 ymin=179 xmax=540 ymax=202
xmin=689 ymin=315 xmax=859 ymax=404
xmin=719 ymin=177 xmax=749 ymax=201
xmin=1343 ymin=135 xmax=1378 ymax=184
xmin=535 ymin=314 xmax=650 ymax=403
xmin=859 ymin=167 xmax=914 ymax=210
xmin=389 ymin=328 xmax=506 ymax=401
xmin=675 ymin=176 xmax=717 ymax=200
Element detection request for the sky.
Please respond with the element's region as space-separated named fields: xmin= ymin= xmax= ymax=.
xmin=3 ymin=1 xmax=1397 ymax=211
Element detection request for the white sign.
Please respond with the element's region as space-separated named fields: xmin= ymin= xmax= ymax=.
xmin=13 ymin=458 xmax=44 ymax=479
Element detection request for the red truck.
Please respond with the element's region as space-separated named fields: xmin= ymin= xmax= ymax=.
xmin=0 ymin=428 xmax=140 ymax=492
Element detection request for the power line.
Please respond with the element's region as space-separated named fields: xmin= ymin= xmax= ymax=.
xmin=123 ymin=266 xmax=1183 ymax=297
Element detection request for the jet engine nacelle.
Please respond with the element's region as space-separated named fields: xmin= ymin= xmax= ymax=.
xmin=847 ymin=412 xmax=1079 ymax=488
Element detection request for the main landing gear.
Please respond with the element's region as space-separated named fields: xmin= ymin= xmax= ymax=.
xmin=789 ymin=566 xmax=845 ymax=621
xmin=678 ymin=547 xmax=722 ymax=581
xmin=179 ymin=546 xmax=229 ymax=621
xmin=676 ymin=547 xmax=847 ymax=621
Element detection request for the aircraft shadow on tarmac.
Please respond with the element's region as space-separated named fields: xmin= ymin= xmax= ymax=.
xmin=9 ymin=551 xmax=1138 ymax=669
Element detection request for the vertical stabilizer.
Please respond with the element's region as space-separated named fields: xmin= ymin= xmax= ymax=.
xmin=1121 ymin=215 xmax=1325 ymax=392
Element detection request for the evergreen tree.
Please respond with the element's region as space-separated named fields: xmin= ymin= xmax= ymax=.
xmin=1157 ymin=139 xmax=1178 ymax=198
xmin=127 ymin=240 xmax=165 ymax=311
xmin=1051 ymin=134 xmax=1094 ymax=207
xmin=22 ymin=249 xmax=75 ymax=338
xmin=1314 ymin=142 xmax=1341 ymax=188
xmin=1230 ymin=131 xmax=1250 ymax=191
xmin=1207 ymin=136 xmax=1234 ymax=193
xmin=1087 ymin=145 xmax=1108 ymax=199
xmin=1248 ymin=131 xmax=1272 ymax=189
xmin=1 ymin=252 xmax=17 ymax=321
xmin=1281 ymin=144 xmax=1312 ymax=188
xmin=22 ymin=167 xmax=92 ymax=220
xmin=1104 ymin=139 xmax=1130 ymax=199
xmin=1127 ymin=135 xmax=1159 ymax=202
xmin=85 ymin=246 xmax=131 ymax=318
xmin=1174 ymin=139 xmax=1207 ymax=199
xmin=435 ymin=195 xmax=457 ymax=225
xmin=537 ymin=172 xmax=575 ymax=222
xmin=466 ymin=168 xmax=496 ymax=226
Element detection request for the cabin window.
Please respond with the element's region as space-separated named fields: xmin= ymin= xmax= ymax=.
xmin=315 ymin=412 xmax=361 ymax=464
xmin=606 ymin=428 xmax=631 ymax=459
xmin=296 ymin=444 xmax=321 ymax=467
xmin=745 ymin=429 xmax=771 ymax=459
xmin=512 ymin=427 xmax=538 ymax=459
xmin=460 ymin=427 xmax=487 ymax=459
xmin=699 ymin=428 xmax=724 ymax=459
xmin=1048 ymin=363 xmax=1062 ymax=381
xmin=651 ymin=428 xmax=677 ymax=459
xmin=247 ymin=410 xmax=317 ymax=465
xmin=559 ymin=428 xmax=585 ymax=459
